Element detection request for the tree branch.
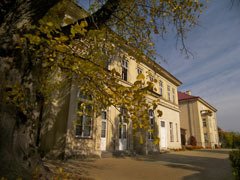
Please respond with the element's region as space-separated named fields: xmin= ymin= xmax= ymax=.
xmin=62 ymin=0 xmax=120 ymax=34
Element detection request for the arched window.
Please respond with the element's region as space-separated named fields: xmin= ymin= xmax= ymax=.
xmin=75 ymin=91 xmax=93 ymax=138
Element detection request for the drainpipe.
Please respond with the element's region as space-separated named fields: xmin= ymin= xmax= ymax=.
xmin=187 ymin=102 xmax=193 ymax=136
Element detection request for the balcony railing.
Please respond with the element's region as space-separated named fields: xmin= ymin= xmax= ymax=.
xmin=200 ymin=110 xmax=212 ymax=116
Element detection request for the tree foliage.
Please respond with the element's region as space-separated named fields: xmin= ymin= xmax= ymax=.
xmin=0 ymin=0 xmax=206 ymax=178
xmin=229 ymin=149 xmax=240 ymax=178
xmin=81 ymin=0 xmax=205 ymax=58
xmin=17 ymin=17 xmax=162 ymax=151
xmin=219 ymin=128 xmax=240 ymax=148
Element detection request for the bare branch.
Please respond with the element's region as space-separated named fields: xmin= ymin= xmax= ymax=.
xmin=62 ymin=0 xmax=121 ymax=33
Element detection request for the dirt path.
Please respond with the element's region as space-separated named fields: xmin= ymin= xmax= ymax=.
xmin=45 ymin=149 xmax=233 ymax=180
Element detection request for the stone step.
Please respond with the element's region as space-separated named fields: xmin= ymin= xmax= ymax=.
xmin=101 ymin=151 xmax=113 ymax=158
xmin=112 ymin=150 xmax=136 ymax=157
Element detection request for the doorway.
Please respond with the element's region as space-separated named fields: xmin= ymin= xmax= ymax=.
xmin=119 ymin=123 xmax=127 ymax=150
xmin=100 ymin=111 xmax=107 ymax=151
xmin=160 ymin=121 xmax=167 ymax=149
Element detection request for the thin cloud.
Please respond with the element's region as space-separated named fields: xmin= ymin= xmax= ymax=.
xmin=155 ymin=0 xmax=240 ymax=131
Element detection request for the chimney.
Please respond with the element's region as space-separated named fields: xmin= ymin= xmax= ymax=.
xmin=186 ymin=90 xmax=191 ymax=95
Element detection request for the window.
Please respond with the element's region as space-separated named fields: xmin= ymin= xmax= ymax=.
xmin=76 ymin=103 xmax=93 ymax=138
xmin=169 ymin=122 xmax=174 ymax=142
xmin=167 ymin=85 xmax=171 ymax=101
xmin=204 ymin=133 xmax=208 ymax=143
xmin=137 ymin=67 xmax=143 ymax=74
xmin=119 ymin=123 xmax=127 ymax=138
xmin=172 ymin=88 xmax=175 ymax=103
xmin=75 ymin=92 xmax=93 ymax=138
xmin=121 ymin=60 xmax=128 ymax=81
xmin=149 ymin=75 xmax=154 ymax=82
xmin=101 ymin=111 xmax=107 ymax=138
xmin=120 ymin=107 xmax=128 ymax=123
xmin=159 ymin=80 xmax=163 ymax=95
xmin=176 ymin=123 xmax=179 ymax=142
xmin=102 ymin=111 xmax=107 ymax=119
xmin=119 ymin=107 xmax=127 ymax=139
xmin=161 ymin=121 xmax=165 ymax=127
xmin=148 ymin=109 xmax=154 ymax=140
xmin=202 ymin=118 xmax=207 ymax=127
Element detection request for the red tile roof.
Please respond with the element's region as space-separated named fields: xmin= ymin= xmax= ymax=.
xmin=178 ymin=91 xmax=199 ymax=101
xmin=178 ymin=91 xmax=217 ymax=112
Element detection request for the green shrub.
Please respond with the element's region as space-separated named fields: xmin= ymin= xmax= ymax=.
xmin=229 ymin=149 xmax=240 ymax=178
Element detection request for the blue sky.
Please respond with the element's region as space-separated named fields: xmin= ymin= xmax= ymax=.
xmin=78 ymin=0 xmax=240 ymax=131
xmin=156 ymin=0 xmax=240 ymax=132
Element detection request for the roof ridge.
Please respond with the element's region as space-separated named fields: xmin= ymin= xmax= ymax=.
xmin=178 ymin=91 xmax=198 ymax=100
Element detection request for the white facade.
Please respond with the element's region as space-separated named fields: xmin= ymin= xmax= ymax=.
xmin=178 ymin=91 xmax=219 ymax=148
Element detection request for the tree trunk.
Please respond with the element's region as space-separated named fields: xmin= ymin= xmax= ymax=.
xmin=0 ymin=0 xmax=121 ymax=178
xmin=0 ymin=0 xmax=60 ymax=178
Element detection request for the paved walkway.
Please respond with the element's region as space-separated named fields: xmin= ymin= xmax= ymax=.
xmin=45 ymin=149 xmax=233 ymax=180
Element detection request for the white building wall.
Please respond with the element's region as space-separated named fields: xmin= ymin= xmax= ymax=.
xmin=158 ymin=105 xmax=181 ymax=149
xmin=65 ymin=49 xmax=182 ymax=155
